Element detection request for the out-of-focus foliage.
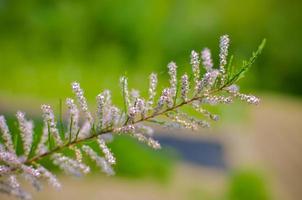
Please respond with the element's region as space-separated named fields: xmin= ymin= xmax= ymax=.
xmin=109 ymin=135 xmax=174 ymax=182
xmin=187 ymin=169 xmax=271 ymax=200
xmin=227 ymin=170 xmax=271 ymax=200
xmin=0 ymin=0 xmax=301 ymax=102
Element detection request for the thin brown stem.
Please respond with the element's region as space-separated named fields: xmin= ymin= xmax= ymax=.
xmin=23 ymin=87 xmax=221 ymax=167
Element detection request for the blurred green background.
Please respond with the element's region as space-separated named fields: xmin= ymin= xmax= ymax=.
xmin=0 ymin=0 xmax=302 ymax=200
xmin=0 ymin=0 xmax=301 ymax=104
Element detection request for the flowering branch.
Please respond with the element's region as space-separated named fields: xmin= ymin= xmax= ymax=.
xmin=0 ymin=35 xmax=265 ymax=200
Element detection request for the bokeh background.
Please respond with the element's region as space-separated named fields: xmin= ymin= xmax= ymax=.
xmin=0 ymin=0 xmax=302 ymax=200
